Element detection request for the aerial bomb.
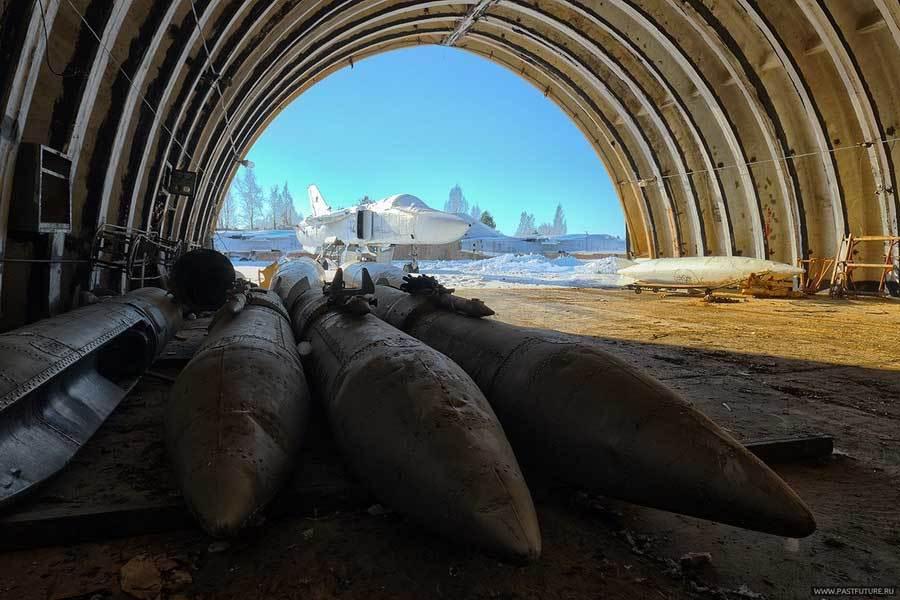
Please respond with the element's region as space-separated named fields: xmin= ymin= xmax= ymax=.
xmin=168 ymin=248 xmax=236 ymax=311
xmin=166 ymin=286 xmax=309 ymax=536
xmin=369 ymin=274 xmax=816 ymax=538
xmin=342 ymin=262 xmax=405 ymax=288
xmin=271 ymin=260 xmax=541 ymax=560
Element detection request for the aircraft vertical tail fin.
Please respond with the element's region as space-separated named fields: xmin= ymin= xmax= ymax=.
xmin=308 ymin=184 xmax=332 ymax=217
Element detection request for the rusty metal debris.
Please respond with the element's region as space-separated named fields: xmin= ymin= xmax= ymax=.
xmin=90 ymin=223 xmax=185 ymax=290
xmin=271 ymin=259 xmax=541 ymax=560
xmin=166 ymin=286 xmax=309 ymax=537
xmin=322 ymin=267 xmax=376 ymax=314
xmin=0 ymin=288 xmax=182 ymax=508
xmin=400 ymin=273 xmax=495 ymax=317
xmin=371 ymin=281 xmax=816 ymax=538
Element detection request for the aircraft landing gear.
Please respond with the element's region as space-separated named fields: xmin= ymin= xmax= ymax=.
xmin=404 ymin=245 xmax=420 ymax=273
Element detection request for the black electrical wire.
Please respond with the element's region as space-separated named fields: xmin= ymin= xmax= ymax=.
xmin=35 ymin=0 xmax=84 ymax=79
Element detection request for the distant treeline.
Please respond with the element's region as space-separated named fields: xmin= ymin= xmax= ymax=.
xmin=218 ymin=175 xmax=566 ymax=237
xmin=217 ymin=169 xmax=300 ymax=230
xmin=445 ymin=183 xmax=569 ymax=237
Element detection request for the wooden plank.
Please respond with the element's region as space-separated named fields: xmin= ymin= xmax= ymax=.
xmin=744 ymin=435 xmax=834 ymax=464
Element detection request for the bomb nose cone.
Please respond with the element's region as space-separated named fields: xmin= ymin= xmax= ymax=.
xmin=768 ymin=261 xmax=805 ymax=277
xmin=700 ymin=439 xmax=816 ymax=537
xmin=554 ymin=347 xmax=818 ymax=537
xmin=183 ymin=460 xmax=260 ymax=537
xmin=369 ymin=286 xmax=816 ymax=537
xmin=327 ymin=340 xmax=542 ymax=560
xmin=468 ymin=468 xmax=542 ymax=561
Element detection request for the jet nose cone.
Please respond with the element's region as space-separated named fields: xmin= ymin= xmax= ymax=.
xmin=771 ymin=262 xmax=805 ymax=277
xmin=427 ymin=211 xmax=471 ymax=244
xmin=182 ymin=459 xmax=261 ymax=537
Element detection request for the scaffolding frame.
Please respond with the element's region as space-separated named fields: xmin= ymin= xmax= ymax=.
xmin=797 ymin=257 xmax=836 ymax=294
xmin=90 ymin=224 xmax=185 ymax=290
xmin=829 ymin=234 xmax=900 ymax=297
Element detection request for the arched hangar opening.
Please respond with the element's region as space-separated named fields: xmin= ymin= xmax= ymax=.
xmin=1 ymin=0 xmax=898 ymax=329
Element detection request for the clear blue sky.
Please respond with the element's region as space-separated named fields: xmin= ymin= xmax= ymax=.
xmin=241 ymin=45 xmax=623 ymax=236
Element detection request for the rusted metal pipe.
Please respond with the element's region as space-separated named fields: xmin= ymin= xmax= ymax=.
xmin=0 ymin=288 xmax=182 ymax=508
xmin=166 ymin=286 xmax=309 ymax=537
xmin=370 ymin=278 xmax=816 ymax=538
xmin=271 ymin=260 xmax=541 ymax=560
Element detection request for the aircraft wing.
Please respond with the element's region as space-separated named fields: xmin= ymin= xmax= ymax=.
xmin=307 ymin=210 xmax=350 ymax=224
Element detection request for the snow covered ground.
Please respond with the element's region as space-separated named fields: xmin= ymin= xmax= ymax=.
xmin=414 ymin=254 xmax=633 ymax=289
xmin=230 ymin=253 xmax=634 ymax=289
xmin=213 ymin=226 xmax=625 ymax=260
xmin=229 ymin=260 xmax=272 ymax=284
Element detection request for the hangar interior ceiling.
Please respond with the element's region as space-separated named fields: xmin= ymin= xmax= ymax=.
xmin=0 ymin=0 xmax=898 ymax=329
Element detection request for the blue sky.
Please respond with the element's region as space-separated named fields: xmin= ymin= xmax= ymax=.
xmin=240 ymin=45 xmax=623 ymax=236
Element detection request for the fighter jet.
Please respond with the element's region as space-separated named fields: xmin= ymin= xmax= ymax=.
xmin=296 ymin=185 xmax=470 ymax=270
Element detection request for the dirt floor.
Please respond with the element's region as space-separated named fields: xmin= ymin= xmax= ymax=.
xmin=0 ymin=288 xmax=898 ymax=600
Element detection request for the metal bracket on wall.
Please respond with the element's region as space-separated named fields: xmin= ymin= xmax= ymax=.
xmin=90 ymin=224 xmax=186 ymax=291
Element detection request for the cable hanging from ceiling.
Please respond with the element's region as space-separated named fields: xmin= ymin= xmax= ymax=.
xmin=188 ymin=0 xmax=243 ymax=166
xmin=59 ymin=0 xmax=199 ymax=168
xmin=625 ymin=135 xmax=900 ymax=187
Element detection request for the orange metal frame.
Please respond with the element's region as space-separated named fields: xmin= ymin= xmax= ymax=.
xmin=797 ymin=257 xmax=836 ymax=294
xmin=829 ymin=235 xmax=900 ymax=297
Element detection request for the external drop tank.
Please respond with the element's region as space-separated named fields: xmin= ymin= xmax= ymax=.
xmin=369 ymin=276 xmax=816 ymax=538
xmin=270 ymin=260 xmax=541 ymax=560
xmin=0 ymin=288 xmax=182 ymax=508
xmin=167 ymin=286 xmax=309 ymax=536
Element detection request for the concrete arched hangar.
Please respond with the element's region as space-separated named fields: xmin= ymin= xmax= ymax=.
xmin=1 ymin=0 xmax=898 ymax=328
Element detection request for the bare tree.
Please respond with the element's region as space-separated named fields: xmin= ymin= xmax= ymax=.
xmin=534 ymin=205 xmax=567 ymax=236
xmin=282 ymin=182 xmax=299 ymax=225
xmin=444 ymin=184 xmax=469 ymax=214
xmin=233 ymin=168 xmax=264 ymax=229
xmin=267 ymin=185 xmax=281 ymax=229
xmin=217 ymin=190 xmax=238 ymax=230
xmin=552 ymin=203 xmax=567 ymax=235
xmin=515 ymin=211 xmax=536 ymax=237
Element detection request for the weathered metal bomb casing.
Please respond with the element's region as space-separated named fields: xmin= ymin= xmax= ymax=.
xmin=0 ymin=288 xmax=182 ymax=507
xmin=167 ymin=289 xmax=309 ymax=536
xmin=268 ymin=258 xmax=327 ymax=306
xmin=169 ymin=248 xmax=236 ymax=311
xmin=373 ymin=284 xmax=816 ymax=538
xmin=342 ymin=262 xmax=405 ymax=288
xmin=272 ymin=260 xmax=541 ymax=560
